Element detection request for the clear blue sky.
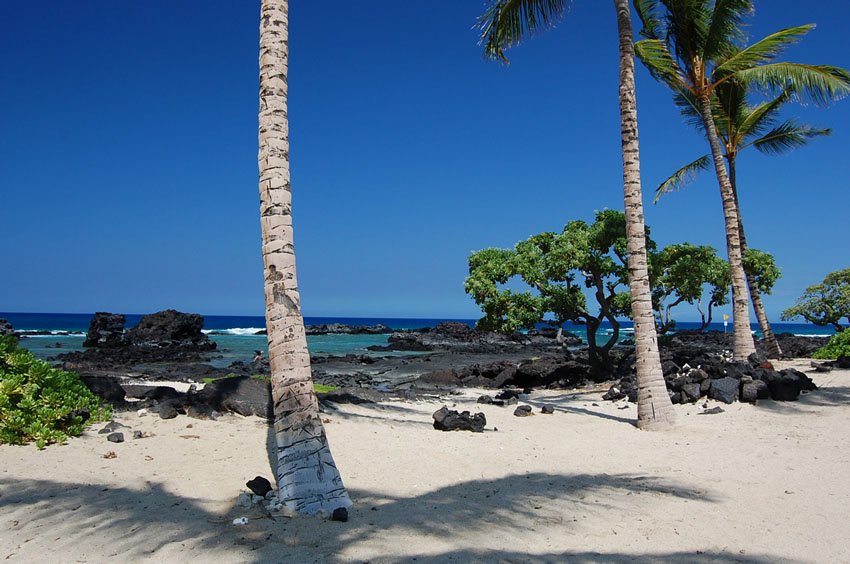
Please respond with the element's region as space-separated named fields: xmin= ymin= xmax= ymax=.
xmin=1 ymin=1 xmax=848 ymax=320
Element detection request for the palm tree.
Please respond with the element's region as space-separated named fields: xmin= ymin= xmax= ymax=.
xmin=655 ymin=81 xmax=833 ymax=358
xmin=258 ymin=0 xmax=351 ymax=515
xmin=634 ymin=0 xmax=850 ymax=361
xmin=478 ymin=0 xmax=675 ymax=430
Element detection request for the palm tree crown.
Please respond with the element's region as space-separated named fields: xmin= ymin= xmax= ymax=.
xmin=632 ymin=0 xmax=850 ymax=360
xmin=655 ymin=81 xmax=832 ymax=200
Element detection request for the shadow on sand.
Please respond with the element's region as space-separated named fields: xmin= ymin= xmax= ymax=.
xmin=0 ymin=468 xmax=788 ymax=563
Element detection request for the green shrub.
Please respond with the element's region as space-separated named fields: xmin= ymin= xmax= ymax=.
xmin=0 ymin=336 xmax=111 ymax=449
xmin=813 ymin=330 xmax=850 ymax=360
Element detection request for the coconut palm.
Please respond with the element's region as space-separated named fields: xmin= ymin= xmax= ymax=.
xmin=478 ymin=0 xmax=675 ymax=430
xmin=258 ymin=0 xmax=351 ymax=515
xmin=654 ymin=81 xmax=833 ymax=358
xmin=634 ymin=0 xmax=850 ymax=360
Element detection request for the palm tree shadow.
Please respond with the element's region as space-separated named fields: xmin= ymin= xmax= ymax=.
xmin=522 ymin=392 xmax=636 ymax=425
xmin=2 ymin=470 xmax=798 ymax=563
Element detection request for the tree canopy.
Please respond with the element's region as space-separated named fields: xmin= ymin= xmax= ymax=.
xmin=651 ymin=243 xmax=730 ymax=333
xmin=465 ymin=210 xmax=637 ymax=371
xmin=781 ymin=268 xmax=850 ymax=332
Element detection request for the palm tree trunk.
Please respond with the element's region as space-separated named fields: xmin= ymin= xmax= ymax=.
xmin=727 ymin=159 xmax=782 ymax=359
xmin=696 ymin=92 xmax=756 ymax=361
xmin=258 ymin=0 xmax=351 ymax=515
xmin=614 ymin=0 xmax=674 ymax=430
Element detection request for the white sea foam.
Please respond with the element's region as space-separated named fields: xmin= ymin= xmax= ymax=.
xmin=203 ymin=327 xmax=265 ymax=336
xmin=18 ymin=331 xmax=85 ymax=337
xmin=792 ymin=334 xmax=831 ymax=338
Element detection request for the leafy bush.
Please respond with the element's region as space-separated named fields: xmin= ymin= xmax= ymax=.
xmin=0 ymin=336 xmax=111 ymax=449
xmin=813 ymin=330 xmax=850 ymax=360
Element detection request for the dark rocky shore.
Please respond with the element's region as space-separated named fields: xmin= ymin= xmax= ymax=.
xmin=21 ymin=312 xmax=839 ymax=422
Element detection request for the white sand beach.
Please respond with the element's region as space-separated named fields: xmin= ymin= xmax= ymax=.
xmin=1 ymin=359 xmax=848 ymax=563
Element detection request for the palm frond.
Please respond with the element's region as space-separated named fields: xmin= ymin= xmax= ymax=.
xmin=654 ymin=155 xmax=711 ymax=203
xmin=662 ymin=0 xmax=710 ymax=69
xmin=703 ymin=0 xmax=753 ymax=61
xmin=477 ymin=0 xmax=570 ymax=63
xmin=733 ymin=63 xmax=850 ymax=106
xmin=750 ymin=121 xmax=831 ymax=155
xmin=735 ymin=88 xmax=792 ymax=138
xmin=635 ymin=39 xmax=686 ymax=90
xmin=634 ymin=0 xmax=663 ymax=40
xmin=673 ymin=89 xmax=706 ymax=130
xmin=712 ymin=24 xmax=814 ymax=77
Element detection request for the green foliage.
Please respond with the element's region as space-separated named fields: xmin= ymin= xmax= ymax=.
xmin=634 ymin=1 xmax=850 ymax=106
xmin=477 ymin=0 xmax=570 ymax=63
xmin=0 ymin=336 xmax=111 ymax=449
xmin=313 ymin=384 xmax=339 ymax=394
xmin=465 ymin=210 xmax=642 ymax=370
xmin=651 ymin=243 xmax=730 ymax=333
xmin=742 ymin=248 xmax=781 ymax=294
xmin=782 ymin=268 xmax=850 ymax=332
xmin=812 ymin=330 xmax=850 ymax=360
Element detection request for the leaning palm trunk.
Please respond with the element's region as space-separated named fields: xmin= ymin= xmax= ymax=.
xmin=258 ymin=0 xmax=351 ymax=514
xmin=728 ymin=161 xmax=782 ymax=359
xmin=615 ymin=0 xmax=674 ymax=430
xmin=696 ymin=92 xmax=756 ymax=360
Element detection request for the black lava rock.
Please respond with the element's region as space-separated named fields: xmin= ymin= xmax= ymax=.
xmin=80 ymin=375 xmax=126 ymax=404
xmin=513 ymin=405 xmax=533 ymax=417
xmin=331 ymin=507 xmax=349 ymax=522
xmin=602 ymin=386 xmax=626 ymax=401
xmin=540 ymin=405 xmax=555 ymax=414
xmin=158 ymin=401 xmax=180 ymax=419
xmin=246 ymin=476 xmax=273 ymax=497
xmin=741 ymin=380 xmax=769 ymax=403
xmin=0 ymin=319 xmax=16 ymax=338
xmin=680 ymin=383 xmax=702 ymax=403
xmin=432 ymin=406 xmax=486 ymax=432
xmin=708 ymin=377 xmax=740 ymax=404
xmin=106 ymin=432 xmax=125 ymax=443
xmin=126 ymin=309 xmax=215 ymax=351
xmin=83 ymin=312 xmax=127 ymax=348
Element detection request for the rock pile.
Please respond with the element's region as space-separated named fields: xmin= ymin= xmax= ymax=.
xmin=419 ymin=352 xmax=594 ymax=389
xmin=432 ymin=405 xmax=486 ymax=432
xmin=603 ymin=352 xmax=817 ymax=404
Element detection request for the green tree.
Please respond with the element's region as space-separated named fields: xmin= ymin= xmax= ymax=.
xmin=258 ymin=0 xmax=350 ymax=515
xmin=782 ymin=268 xmax=850 ymax=332
xmin=651 ymin=243 xmax=730 ymax=333
xmin=653 ymin=79 xmax=831 ymax=358
xmin=478 ymin=0 xmax=675 ymax=429
xmin=634 ymin=0 xmax=850 ymax=360
xmin=466 ymin=210 xmax=641 ymax=374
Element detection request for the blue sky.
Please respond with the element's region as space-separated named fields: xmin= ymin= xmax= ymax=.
xmin=1 ymin=1 xmax=848 ymax=321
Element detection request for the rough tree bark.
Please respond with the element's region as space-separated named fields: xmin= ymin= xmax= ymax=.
xmin=728 ymin=159 xmax=782 ymax=358
xmin=697 ymin=91 xmax=757 ymax=360
xmin=258 ymin=0 xmax=352 ymax=515
xmin=615 ymin=0 xmax=675 ymax=430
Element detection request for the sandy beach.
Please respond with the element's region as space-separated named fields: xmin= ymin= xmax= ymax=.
xmin=1 ymin=358 xmax=848 ymax=563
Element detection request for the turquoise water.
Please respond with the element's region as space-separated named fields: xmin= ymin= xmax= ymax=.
xmin=4 ymin=312 xmax=835 ymax=366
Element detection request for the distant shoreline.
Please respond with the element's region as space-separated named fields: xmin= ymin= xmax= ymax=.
xmin=0 ymin=311 xmax=838 ymax=337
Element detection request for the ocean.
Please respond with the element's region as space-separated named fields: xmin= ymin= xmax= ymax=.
xmin=2 ymin=312 xmax=835 ymax=368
